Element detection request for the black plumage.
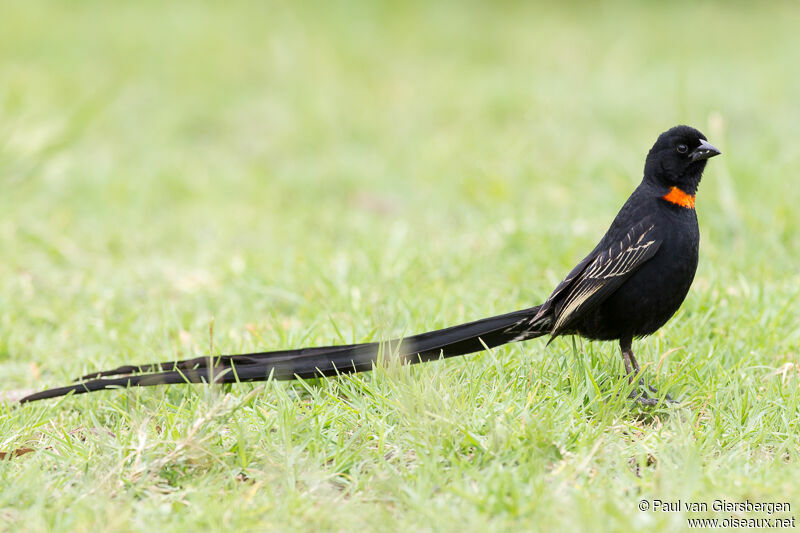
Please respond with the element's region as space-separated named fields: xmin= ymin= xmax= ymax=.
xmin=19 ymin=125 xmax=720 ymax=404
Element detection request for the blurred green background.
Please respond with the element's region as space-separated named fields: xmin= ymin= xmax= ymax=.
xmin=2 ymin=1 xmax=799 ymax=531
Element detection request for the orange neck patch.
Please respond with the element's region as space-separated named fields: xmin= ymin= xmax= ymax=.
xmin=662 ymin=186 xmax=695 ymax=209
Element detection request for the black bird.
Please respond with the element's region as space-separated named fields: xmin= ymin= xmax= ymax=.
xmin=19 ymin=125 xmax=721 ymax=404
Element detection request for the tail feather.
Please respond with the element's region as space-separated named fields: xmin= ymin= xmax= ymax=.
xmin=19 ymin=305 xmax=550 ymax=403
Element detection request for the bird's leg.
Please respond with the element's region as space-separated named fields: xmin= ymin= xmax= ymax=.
xmin=621 ymin=342 xmax=634 ymax=380
xmin=620 ymin=338 xmax=673 ymax=404
xmin=629 ymin=349 xmax=674 ymax=402
xmin=620 ymin=338 xmax=654 ymax=404
xmin=627 ymin=348 xmax=643 ymax=376
xmin=619 ymin=337 xmax=638 ymax=385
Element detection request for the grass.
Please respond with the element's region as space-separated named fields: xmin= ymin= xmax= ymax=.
xmin=2 ymin=0 xmax=800 ymax=530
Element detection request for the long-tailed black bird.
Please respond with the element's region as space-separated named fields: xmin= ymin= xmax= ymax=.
xmin=19 ymin=125 xmax=721 ymax=404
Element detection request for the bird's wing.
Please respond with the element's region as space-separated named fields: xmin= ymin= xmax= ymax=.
xmin=548 ymin=218 xmax=662 ymax=337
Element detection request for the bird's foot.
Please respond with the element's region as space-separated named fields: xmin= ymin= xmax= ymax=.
xmin=627 ymin=382 xmax=676 ymax=406
xmin=628 ymin=391 xmax=660 ymax=406
xmin=645 ymin=383 xmax=675 ymax=403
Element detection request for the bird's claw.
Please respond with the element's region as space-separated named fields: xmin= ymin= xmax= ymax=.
xmin=626 ymin=382 xmax=677 ymax=406
xmin=629 ymin=393 xmax=660 ymax=406
xmin=646 ymin=383 xmax=676 ymax=403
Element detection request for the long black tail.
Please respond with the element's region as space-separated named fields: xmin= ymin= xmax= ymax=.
xmin=19 ymin=305 xmax=551 ymax=403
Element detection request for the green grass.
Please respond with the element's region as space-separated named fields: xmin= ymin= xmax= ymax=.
xmin=2 ymin=1 xmax=800 ymax=530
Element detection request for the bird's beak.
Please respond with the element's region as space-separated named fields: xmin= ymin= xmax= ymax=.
xmin=690 ymin=139 xmax=722 ymax=161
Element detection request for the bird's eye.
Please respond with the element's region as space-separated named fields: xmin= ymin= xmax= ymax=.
xmin=676 ymin=144 xmax=688 ymax=154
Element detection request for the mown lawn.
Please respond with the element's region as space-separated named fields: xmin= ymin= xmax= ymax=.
xmin=2 ymin=1 xmax=799 ymax=531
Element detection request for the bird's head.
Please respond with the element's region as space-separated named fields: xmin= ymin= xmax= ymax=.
xmin=644 ymin=125 xmax=721 ymax=197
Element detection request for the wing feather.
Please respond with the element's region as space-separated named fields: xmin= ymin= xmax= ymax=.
xmin=549 ymin=219 xmax=661 ymax=336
